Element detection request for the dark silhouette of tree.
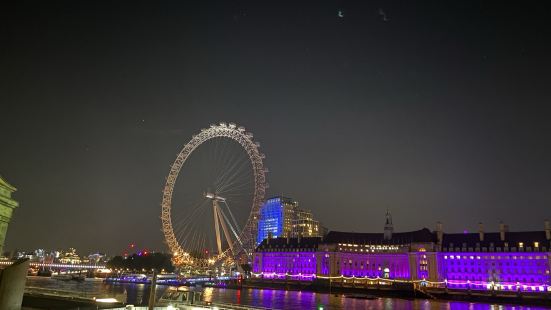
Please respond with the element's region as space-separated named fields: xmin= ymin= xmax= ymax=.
xmin=106 ymin=253 xmax=174 ymax=272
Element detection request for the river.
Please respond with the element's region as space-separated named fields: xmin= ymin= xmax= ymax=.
xmin=25 ymin=277 xmax=549 ymax=309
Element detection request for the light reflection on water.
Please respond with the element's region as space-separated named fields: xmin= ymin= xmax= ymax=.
xmin=25 ymin=277 xmax=548 ymax=310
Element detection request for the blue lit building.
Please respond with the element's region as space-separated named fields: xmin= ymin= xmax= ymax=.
xmin=256 ymin=196 xmax=297 ymax=245
xmin=256 ymin=196 xmax=324 ymax=245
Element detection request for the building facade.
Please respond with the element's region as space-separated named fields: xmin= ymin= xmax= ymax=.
xmin=0 ymin=175 xmax=19 ymax=255
xmin=256 ymin=196 xmax=324 ymax=245
xmin=253 ymin=219 xmax=551 ymax=294
xmin=253 ymin=228 xmax=438 ymax=282
xmin=252 ymin=236 xmax=320 ymax=280
xmin=293 ymin=208 xmax=322 ymax=238
xmin=437 ymin=221 xmax=551 ymax=292
xmin=256 ymin=197 xmax=297 ymax=244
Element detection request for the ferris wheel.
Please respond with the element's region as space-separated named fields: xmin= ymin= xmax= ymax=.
xmin=161 ymin=122 xmax=267 ymax=268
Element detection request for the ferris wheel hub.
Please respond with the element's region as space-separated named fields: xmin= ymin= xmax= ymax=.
xmin=204 ymin=192 xmax=226 ymax=202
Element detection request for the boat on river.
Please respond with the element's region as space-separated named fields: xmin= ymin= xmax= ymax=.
xmin=156 ymin=286 xmax=204 ymax=308
xmin=52 ymin=273 xmax=85 ymax=282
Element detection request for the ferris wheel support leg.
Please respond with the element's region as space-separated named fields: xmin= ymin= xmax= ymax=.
xmin=213 ymin=201 xmax=223 ymax=255
xmin=216 ymin=206 xmax=235 ymax=256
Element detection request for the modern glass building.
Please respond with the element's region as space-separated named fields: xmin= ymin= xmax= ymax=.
xmin=256 ymin=196 xmax=324 ymax=245
xmin=256 ymin=197 xmax=297 ymax=244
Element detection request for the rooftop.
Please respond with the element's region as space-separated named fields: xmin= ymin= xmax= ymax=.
xmin=323 ymin=228 xmax=436 ymax=245
xmin=256 ymin=236 xmax=322 ymax=250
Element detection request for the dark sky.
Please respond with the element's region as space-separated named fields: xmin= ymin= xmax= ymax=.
xmin=1 ymin=1 xmax=550 ymax=255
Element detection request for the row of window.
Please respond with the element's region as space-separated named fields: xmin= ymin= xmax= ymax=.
xmin=446 ymin=275 xmax=547 ymax=283
xmin=446 ymin=261 xmax=547 ymax=267
xmin=445 ymin=267 xmax=549 ymax=274
xmin=444 ymin=255 xmax=548 ymax=260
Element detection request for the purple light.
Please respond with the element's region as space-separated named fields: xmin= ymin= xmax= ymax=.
xmin=253 ymin=251 xmax=317 ymax=281
xmin=440 ymin=252 xmax=550 ymax=291
xmin=254 ymin=244 xmax=551 ymax=293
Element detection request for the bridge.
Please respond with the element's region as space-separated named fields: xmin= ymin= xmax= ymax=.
xmin=0 ymin=260 xmax=106 ymax=270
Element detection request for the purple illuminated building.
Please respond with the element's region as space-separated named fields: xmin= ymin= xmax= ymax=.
xmin=252 ymin=215 xmax=551 ymax=294
xmin=252 ymin=236 xmax=320 ymax=280
xmin=437 ymin=222 xmax=551 ymax=292
xmin=318 ymin=228 xmax=436 ymax=281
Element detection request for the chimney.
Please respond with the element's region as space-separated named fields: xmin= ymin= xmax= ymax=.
xmin=545 ymin=219 xmax=550 ymax=240
xmin=478 ymin=222 xmax=484 ymax=242
xmin=436 ymin=221 xmax=443 ymax=244
xmin=499 ymin=221 xmax=506 ymax=241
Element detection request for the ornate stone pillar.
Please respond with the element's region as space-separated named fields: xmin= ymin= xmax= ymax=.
xmin=0 ymin=176 xmax=19 ymax=256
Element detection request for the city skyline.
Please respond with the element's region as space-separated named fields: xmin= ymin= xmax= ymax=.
xmin=2 ymin=1 xmax=551 ymax=254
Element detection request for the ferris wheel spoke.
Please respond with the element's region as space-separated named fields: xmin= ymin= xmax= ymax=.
xmin=175 ymin=201 xmax=210 ymax=243
xmin=217 ymin=140 xmax=249 ymax=183
xmin=172 ymin=199 xmax=209 ymax=232
xmin=213 ymin=137 xmax=235 ymax=182
xmin=222 ymin=154 xmax=252 ymax=184
xmin=218 ymin=175 xmax=254 ymax=194
xmin=172 ymin=195 xmax=206 ymax=220
xmin=221 ymin=200 xmax=241 ymax=233
xmin=214 ymin=148 xmax=246 ymax=191
xmin=217 ymin=175 xmax=246 ymax=195
xmin=181 ymin=208 xmax=209 ymax=255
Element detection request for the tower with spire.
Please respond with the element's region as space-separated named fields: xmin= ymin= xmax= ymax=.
xmin=384 ymin=210 xmax=393 ymax=240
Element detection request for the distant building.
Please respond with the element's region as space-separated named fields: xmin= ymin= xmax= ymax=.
xmin=59 ymin=248 xmax=82 ymax=264
xmin=256 ymin=196 xmax=324 ymax=245
xmin=0 ymin=175 xmax=19 ymax=255
xmin=253 ymin=214 xmax=551 ymax=294
xmin=86 ymin=253 xmax=107 ymax=265
xmin=293 ymin=208 xmax=322 ymax=238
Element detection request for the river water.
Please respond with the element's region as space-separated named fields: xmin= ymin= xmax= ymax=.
xmin=25 ymin=277 xmax=548 ymax=309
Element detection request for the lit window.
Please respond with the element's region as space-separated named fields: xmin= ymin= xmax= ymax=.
xmin=519 ymin=242 xmax=524 ymax=248
xmin=534 ymin=242 xmax=539 ymax=248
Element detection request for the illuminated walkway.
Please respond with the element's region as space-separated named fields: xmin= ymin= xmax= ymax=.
xmin=0 ymin=260 xmax=106 ymax=269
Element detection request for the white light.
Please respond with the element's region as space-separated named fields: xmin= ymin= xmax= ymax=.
xmin=96 ymin=298 xmax=118 ymax=303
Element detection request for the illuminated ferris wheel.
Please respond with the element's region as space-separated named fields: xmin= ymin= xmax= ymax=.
xmin=161 ymin=122 xmax=267 ymax=268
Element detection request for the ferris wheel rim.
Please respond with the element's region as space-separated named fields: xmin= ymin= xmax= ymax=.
xmin=160 ymin=122 xmax=266 ymax=266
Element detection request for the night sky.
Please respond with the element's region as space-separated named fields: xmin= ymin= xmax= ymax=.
xmin=2 ymin=1 xmax=550 ymax=255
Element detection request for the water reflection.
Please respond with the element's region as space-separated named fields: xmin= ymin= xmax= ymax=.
xmin=25 ymin=277 xmax=549 ymax=309
xmin=202 ymin=287 xmax=214 ymax=303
